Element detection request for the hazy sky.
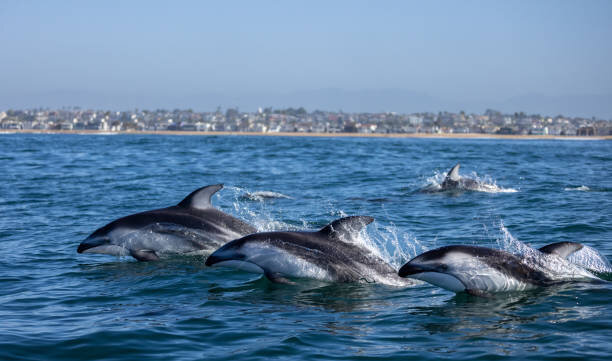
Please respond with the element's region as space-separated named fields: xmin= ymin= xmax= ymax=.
xmin=1 ymin=0 xmax=611 ymax=116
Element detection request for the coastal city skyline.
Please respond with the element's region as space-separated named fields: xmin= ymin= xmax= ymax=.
xmin=3 ymin=106 xmax=610 ymax=136
xmin=2 ymin=1 xmax=611 ymax=118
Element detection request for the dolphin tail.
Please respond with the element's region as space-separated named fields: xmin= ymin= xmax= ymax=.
xmin=538 ymin=242 xmax=583 ymax=259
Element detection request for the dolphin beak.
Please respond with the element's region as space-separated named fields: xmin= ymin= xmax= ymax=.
xmin=77 ymin=236 xmax=108 ymax=253
xmin=398 ymin=262 xmax=428 ymax=278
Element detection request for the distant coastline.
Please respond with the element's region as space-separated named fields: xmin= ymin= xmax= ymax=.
xmin=3 ymin=129 xmax=611 ymax=140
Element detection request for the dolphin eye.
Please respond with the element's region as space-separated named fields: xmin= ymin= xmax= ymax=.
xmin=438 ymin=264 xmax=449 ymax=271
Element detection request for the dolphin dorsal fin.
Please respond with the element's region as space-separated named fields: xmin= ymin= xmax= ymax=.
xmin=177 ymin=184 xmax=223 ymax=210
xmin=319 ymin=216 xmax=374 ymax=240
xmin=538 ymin=242 xmax=583 ymax=259
xmin=445 ymin=163 xmax=461 ymax=181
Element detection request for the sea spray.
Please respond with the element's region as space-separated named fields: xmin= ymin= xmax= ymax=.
xmin=567 ymin=245 xmax=612 ymax=275
xmin=496 ymin=220 xmax=603 ymax=282
xmin=496 ymin=220 xmax=535 ymax=256
xmin=226 ymin=185 xmax=297 ymax=232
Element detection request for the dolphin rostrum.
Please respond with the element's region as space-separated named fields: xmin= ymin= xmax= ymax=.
xmin=77 ymin=184 xmax=257 ymax=261
xmin=398 ymin=242 xmax=602 ymax=296
xmin=205 ymin=216 xmax=412 ymax=285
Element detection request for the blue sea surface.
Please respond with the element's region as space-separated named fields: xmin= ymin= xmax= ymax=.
xmin=0 ymin=134 xmax=611 ymax=360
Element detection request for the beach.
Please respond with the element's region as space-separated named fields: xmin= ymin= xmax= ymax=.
xmin=5 ymin=129 xmax=611 ymax=140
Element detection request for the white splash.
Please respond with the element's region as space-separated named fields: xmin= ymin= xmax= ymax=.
xmin=421 ymin=170 xmax=446 ymax=192
xmin=225 ymin=186 xmax=296 ymax=232
xmin=496 ymin=222 xmax=535 ymax=256
xmin=470 ymin=173 xmax=518 ymax=193
xmin=567 ymin=245 xmax=612 ymax=274
xmin=496 ymin=221 xmax=603 ymax=283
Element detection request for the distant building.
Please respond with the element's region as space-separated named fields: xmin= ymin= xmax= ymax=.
xmin=496 ymin=127 xmax=515 ymax=135
xmin=576 ymin=126 xmax=596 ymax=136
xmin=530 ymin=127 xmax=548 ymax=135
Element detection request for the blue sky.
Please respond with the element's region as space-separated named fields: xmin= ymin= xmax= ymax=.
xmin=1 ymin=0 xmax=611 ymax=117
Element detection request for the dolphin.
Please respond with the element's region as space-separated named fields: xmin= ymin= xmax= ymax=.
xmin=205 ymin=216 xmax=411 ymax=285
xmin=398 ymin=242 xmax=602 ymax=296
xmin=425 ymin=163 xmax=501 ymax=193
xmin=77 ymin=184 xmax=257 ymax=261
xmin=441 ymin=163 xmax=479 ymax=190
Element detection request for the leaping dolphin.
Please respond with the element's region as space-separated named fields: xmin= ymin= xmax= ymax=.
xmin=398 ymin=242 xmax=603 ymax=296
xmin=77 ymin=184 xmax=257 ymax=261
xmin=205 ymin=216 xmax=412 ymax=285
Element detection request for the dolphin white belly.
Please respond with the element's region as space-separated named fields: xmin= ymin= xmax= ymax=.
xmin=410 ymin=272 xmax=465 ymax=292
xmin=221 ymin=243 xmax=333 ymax=281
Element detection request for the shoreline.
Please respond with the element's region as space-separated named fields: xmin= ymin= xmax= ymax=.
xmin=2 ymin=129 xmax=611 ymax=140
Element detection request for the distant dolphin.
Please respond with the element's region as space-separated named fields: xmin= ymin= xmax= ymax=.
xmin=77 ymin=184 xmax=257 ymax=261
xmin=242 ymin=191 xmax=292 ymax=201
xmin=205 ymin=216 xmax=411 ymax=285
xmin=424 ymin=163 xmax=505 ymax=193
xmin=398 ymin=242 xmax=603 ymax=296
xmin=441 ymin=163 xmax=479 ymax=190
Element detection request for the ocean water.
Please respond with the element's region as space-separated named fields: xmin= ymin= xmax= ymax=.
xmin=0 ymin=133 xmax=611 ymax=360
